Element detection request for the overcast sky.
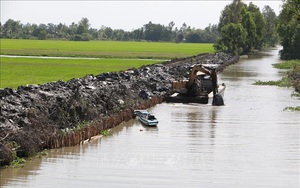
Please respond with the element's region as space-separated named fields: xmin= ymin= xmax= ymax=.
xmin=1 ymin=1 xmax=283 ymax=31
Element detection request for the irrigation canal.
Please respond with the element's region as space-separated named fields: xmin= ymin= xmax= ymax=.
xmin=1 ymin=47 xmax=299 ymax=187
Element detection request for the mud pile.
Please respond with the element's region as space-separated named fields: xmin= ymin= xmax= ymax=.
xmin=0 ymin=52 xmax=239 ymax=166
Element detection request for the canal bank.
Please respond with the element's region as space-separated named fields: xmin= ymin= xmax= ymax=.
xmin=0 ymin=52 xmax=239 ymax=166
xmin=1 ymin=47 xmax=299 ymax=188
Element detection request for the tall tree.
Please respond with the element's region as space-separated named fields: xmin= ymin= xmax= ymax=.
xmin=1 ymin=19 xmax=22 ymax=38
xmin=21 ymin=23 xmax=34 ymax=39
xmin=0 ymin=19 xmax=220 ymax=43
xmin=262 ymin=5 xmax=278 ymax=47
xmin=277 ymin=0 xmax=300 ymax=59
xmin=144 ymin=22 xmax=169 ymax=42
xmin=70 ymin=18 xmax=91 ymax=41
xmin=57 ymin=23 xmax=69 ymax=39
xmin=47 ymin=23 xmax=57 ymax=38
xmin=132 ymin=28 xmax=144 ymax=41
xmin=32 ymin=24 xmax=48 ymax=40
xmin=241 ymin=6 xmax=256 ymax=53
xmin=214 ymin=23 xmax=247 ymax=55
xmin=203 ymin=24 xmax=219 ymax=43
xmin=218 ymin=0 xmax=246 ymax=30
xmin=247 ymin=2 xmax=266 ymax=50
xmin=104 ymin=27 xmax=113 ymax=39
xmin=185 ymin=31 xmax=202 ymax=43
xmin=215 ymin=0 xmax=267 ymax=55
xmin=78 ymin=18 xmax=90 ymax=34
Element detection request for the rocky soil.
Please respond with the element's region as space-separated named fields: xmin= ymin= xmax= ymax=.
xmin=0 ymin=52 xmax=239 ymax=166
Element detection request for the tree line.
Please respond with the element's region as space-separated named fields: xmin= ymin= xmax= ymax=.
xmin=0 ymin=18 xmax=218 ymax=43
xmin=215 ymin=0 xmax=299 ymax=60
xmin=1 ymin=0 xmax=298 ymax=60
xmin=277 ymin=0 xmax=300 ymax=59
xmin=214 ymin=0 xmax=278 ymax=55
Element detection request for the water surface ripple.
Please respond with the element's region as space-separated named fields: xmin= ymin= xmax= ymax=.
xmin=1 ymin=48 xmax=299 ymax=188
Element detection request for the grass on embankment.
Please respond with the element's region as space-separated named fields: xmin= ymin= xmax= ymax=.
xmin=253 ymin=78 xmax=293 ymax=87
xmin=0 ymin=57 xmax=161 ymax=88
xmin=0 ymin=39 xmax=214 ymax=59
xmin=272 ymin=60 xmax=300 ymax=69
xmin=254 ymin=60 xmax=300 ymax=111
xmin=254 ymin=60 xmax=300 ymax=87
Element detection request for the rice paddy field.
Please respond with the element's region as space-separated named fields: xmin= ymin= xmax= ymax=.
xmin=0 ymin=39 xmax=215 ymax=88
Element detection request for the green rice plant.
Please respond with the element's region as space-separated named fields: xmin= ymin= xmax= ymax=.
xmin=0 ymin=57 xmax=161 ymax=88
xmin=1 ymin=39 xmax=215 ymax=88
xmin=0 ymin=39 xmax=214 ymax=59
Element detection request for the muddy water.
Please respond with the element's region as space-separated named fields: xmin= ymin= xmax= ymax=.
xmin=1 ymin=48 xmax=299 ymax=188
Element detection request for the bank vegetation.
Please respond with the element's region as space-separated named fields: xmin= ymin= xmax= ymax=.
xmin=254 ymin=60 xmax=300 ymax=111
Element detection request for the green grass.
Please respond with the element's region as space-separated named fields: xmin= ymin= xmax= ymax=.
xmin=283 ymin=106 xmax=300 ymax=112
xmin=254 ymin=76 xmax=293 ymax=87
xmin=254 ymin=80 xmax=282 ymax=86
xmin=0 ymin=39 xmax=214 ymax=59
xmin=273 ymin=60 xmax=300 ymax=69
xmin=100 ymin=130 xmax=111 ymax=136
xmin=253 ymin=77 xmax=293 ymax=87
xmin=256 ymin=60 xmax=300 ymax=112
xmin=0 ymin=57 xmax=161 ymax=88
xmin=254 ymin=60 xmax=300 ymax=87
xmin=0 ymin=39 xmax=215 ymax=88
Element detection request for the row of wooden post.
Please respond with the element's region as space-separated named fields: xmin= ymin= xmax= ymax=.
xmin=46 ymin=96 xmax=164 ymax=149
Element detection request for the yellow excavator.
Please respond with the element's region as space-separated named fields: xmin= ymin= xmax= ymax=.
xmin=167 ymin=64 xmax=225 ymax=105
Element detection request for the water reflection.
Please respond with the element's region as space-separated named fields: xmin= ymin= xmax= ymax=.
xmin=140 ymin=125 xmax=159 ymax=133
xmin=0 ymin=157 xmax=43 ymax=186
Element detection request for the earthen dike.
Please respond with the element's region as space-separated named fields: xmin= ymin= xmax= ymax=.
xmin=0 ymin=53 xmax=239 ymax=166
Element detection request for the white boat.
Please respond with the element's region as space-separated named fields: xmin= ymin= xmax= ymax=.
xmin=134 ymin=110 xmax=159 ymax=126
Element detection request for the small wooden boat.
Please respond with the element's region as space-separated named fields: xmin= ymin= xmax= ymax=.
xmin=134 ymin=110 xmax=158 ymax=126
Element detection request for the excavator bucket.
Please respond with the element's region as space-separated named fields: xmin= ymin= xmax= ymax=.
xmin=212 ymin=94 xmax=224 ymax=106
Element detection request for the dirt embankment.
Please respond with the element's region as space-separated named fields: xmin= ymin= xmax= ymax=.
xmin=288 ymin=65 xmax=300 ymax=92
xmin=0 ymin=52 xmax=239 ymax=166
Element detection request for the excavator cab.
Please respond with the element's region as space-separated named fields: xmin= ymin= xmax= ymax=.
xmin=172 ymin=64 xmax=215 ymax=95
xmin=170 ymin=64 xmax=224 ymax=105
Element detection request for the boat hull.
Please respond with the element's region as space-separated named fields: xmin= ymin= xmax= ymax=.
xmin=165 ymin=94 xmax=208 ymax=104
xmin=138 ymin=117 xmax=158 ymax=126
xmin=134 ymin=110 xmax=159 ymax=126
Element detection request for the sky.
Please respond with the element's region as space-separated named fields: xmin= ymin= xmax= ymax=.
xmin=1 ymin=1 xmax=283 ymax=31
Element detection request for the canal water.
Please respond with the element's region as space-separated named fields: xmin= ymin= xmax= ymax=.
xmin=1 ymin=48 xmax=299 ymax=188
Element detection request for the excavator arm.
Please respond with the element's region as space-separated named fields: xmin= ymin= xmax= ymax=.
xmin=170 ymin=63 xmax=224 ymax=105
xmin=172 ymin=64 xmax=219 ymax=97
xmin=186 ymin=65 xmax=211 ymax=88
